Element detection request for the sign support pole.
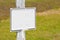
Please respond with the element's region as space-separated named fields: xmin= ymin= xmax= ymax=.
xmin=16 ymin=0 xmax=25 ymax=8
xmin=17 ymin=30 xmax=25 ymax=40
xmin=16 ymin=0 xmax=25 ymax=40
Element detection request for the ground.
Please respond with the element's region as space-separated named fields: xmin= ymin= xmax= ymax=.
xmin=0 ymin=0 xmax=60 ymax=40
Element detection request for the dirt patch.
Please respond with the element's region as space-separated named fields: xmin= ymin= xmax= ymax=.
xmin=36 ymin=8 xmax=60 ymax=16
xmin=53 ymin=33 xmax=60 ymax=40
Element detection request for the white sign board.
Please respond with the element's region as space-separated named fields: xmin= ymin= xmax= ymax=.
xmin=10 ymin=8 xmax=36 ymax=31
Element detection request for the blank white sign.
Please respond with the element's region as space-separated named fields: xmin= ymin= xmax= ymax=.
xmin=10 ymin=8 xmax=36 ymax=31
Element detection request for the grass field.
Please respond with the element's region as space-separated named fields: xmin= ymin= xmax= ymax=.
xmin=0 ymin=0 xmax=60 ymax=40
xmin=0 ymin=14 xmax=60 ymax=40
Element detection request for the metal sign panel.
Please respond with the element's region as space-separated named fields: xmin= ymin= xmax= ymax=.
xmin=10 ymin=8 xmax=36 ymax=31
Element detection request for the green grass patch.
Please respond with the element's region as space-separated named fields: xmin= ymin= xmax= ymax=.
xmin=0 ymin=14 xmax=60 ymax=40
xmin=0 ymin=19 xmax=16 ymax=40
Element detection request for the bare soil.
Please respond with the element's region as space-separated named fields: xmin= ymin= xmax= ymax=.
xmin=36 ymin=8 xmax=60 ymax=16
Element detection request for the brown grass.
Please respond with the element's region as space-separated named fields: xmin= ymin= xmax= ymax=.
xmin=36 ymin=8 xmax=60 ymax=16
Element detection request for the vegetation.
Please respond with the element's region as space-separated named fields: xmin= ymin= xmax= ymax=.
xmin=0 ymin=0 xmax=60 ymax=40
xmin=0 ymin=0 xmax=60 ymax=20
xmin=0 ymin=14 xmax=60 ymax=40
